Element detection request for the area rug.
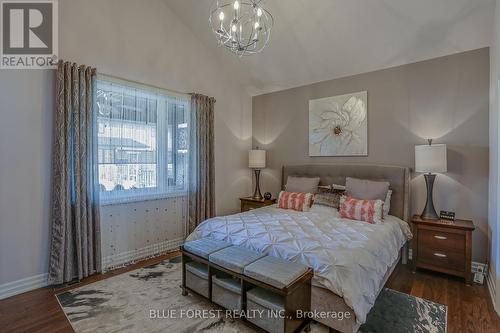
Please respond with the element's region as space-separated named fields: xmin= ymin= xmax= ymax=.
xmin=57 ymin=257 xmax=447 ymax=333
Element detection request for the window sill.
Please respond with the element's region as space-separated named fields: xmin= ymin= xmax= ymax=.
xmin=100 ymin=191 xmax=187 ymax=206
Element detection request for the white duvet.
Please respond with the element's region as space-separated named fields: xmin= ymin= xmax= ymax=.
xmin=186 ymin=204 xmax=412 ymax=324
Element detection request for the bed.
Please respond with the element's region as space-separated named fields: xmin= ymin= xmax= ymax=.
xmin=186 ymin=164 xmax=412 ymax=333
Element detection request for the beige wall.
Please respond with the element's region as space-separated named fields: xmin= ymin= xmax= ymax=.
xmin=0 ymin=71 xmax=54 ymax=289
xmin=0 ymin=0 xmax=252 ymax=288
xmin=253 ymin=48 xmax=490 ymax=262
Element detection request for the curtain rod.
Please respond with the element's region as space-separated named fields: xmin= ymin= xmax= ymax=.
xmin=97 ymin=72 xmax=189 ymax=99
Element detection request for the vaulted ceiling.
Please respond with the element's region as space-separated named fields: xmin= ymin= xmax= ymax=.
xmin=165 ymin=0 xmax=495 ymax=96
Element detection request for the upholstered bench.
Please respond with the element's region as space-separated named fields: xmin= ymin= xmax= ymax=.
xmin=209 ymin=245 xmax=266 ymax=274
xmin=181 ymin=239 xmax=312 ymax=333
xmin=183 ymin=238 xmax=231 ymax=259
xmin=181 ymin=238 xmax=231 ymax=297
xmin=209 ymin=245 xmax=266 ymax=310
xmin=244 ymin=256 xmax=312 ymax=333
xmin=244 ymin=255 xmax=309 ymax=289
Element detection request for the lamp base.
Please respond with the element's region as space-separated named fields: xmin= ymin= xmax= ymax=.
xmin=420 ymin=173 xmax=439 ymax=220
xmin=252 ymin=169 xmax=263 ymax=200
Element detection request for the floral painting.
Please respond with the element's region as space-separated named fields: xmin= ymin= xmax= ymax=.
xmin=309 ymin=91 xmax=368 ymax=156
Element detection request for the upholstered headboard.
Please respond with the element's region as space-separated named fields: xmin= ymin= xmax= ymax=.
xmin=281 ymin=164 xmax=410 ymax=222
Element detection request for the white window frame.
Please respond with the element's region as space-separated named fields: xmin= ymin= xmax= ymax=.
xmin=96 ymin=75 xmax=190 ymax=205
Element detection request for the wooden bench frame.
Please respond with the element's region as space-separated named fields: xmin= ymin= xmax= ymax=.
xmin=181 ymin=245 xmax=313 ymax=333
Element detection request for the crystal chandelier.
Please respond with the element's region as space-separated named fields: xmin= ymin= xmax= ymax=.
xmin=209 ymin=0 xmax=273 ymax=56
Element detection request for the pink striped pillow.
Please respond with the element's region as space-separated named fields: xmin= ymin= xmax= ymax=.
xmin=339 ymin=196 xmax=384 ymax=224
xmin=278 ymin=191 xmax=313 ymax=212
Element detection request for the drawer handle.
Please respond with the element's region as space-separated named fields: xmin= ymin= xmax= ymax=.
xmin=433 ymin=252 xmax=447 ymax=258
xmin=434 ymin=235 xmax=447 ymax=240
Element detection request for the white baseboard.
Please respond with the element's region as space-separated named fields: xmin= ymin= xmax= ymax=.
xmin=0 ymin=273 xmax=48 ymax=300
xmin=486 ymin=265 xmax=498 ymax=315
xmin=0 ymin=238 xmax=184 ymax=300
xmin=102 ymin=237 xmax=184 ymax=270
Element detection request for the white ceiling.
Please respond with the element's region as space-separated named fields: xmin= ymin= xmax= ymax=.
xmin=165 ymin=0 xmax=495 ymax=96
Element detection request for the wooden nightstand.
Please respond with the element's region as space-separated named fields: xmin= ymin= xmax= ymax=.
xmin=240 ymin=197 xmax=276 ymax=212
xmin=412 ymin=215 xmax=475 ymax=284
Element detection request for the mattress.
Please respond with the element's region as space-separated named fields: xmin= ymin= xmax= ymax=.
xmin=186 ymin=204 xmax=412 ymax=324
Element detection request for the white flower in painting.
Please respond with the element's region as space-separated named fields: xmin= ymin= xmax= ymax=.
xmin=310 ymin=96 xmax=366 ymax=155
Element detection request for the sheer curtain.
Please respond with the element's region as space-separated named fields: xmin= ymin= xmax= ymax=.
xmin=95 ymin=77 xmax=191 ymax=268
xmin=95 ymin=79 xmax=190 ymax=204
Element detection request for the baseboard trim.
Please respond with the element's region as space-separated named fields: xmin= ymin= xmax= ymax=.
xmin=0 ymin=273 xmax=48 ymax=300
xmin=102 ymin=237 xmax=184 ymax=270
xmin=486 ymin=265 xmax=498 ymax=315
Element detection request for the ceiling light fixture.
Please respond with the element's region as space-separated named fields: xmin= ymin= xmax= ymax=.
xmin=209 ymin=0 xmax=273 ymax=56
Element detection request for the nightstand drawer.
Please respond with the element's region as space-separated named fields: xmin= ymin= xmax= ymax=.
xmin=412 ymin=215 xmax=474 ymax=284
xmin=418 ymin=246 xmax=465 ymax=272
xmin=418 ymin=229 xmax=464 ymax=251
xmin=242 ymin=203 xmax=261 ymax=211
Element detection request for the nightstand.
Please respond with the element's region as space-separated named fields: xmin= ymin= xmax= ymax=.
xmin=412 ymin=215 xmax=475 ymax=284
xmin=240 ymin=197 xmax=276 ymax=212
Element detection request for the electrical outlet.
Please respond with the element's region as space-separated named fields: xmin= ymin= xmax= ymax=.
xmin=473 ymin=272 xmax=484 ymax=284
xmin=471 ymin=262 xmax=488 ymax=284
xmin=471 ymin=262 xmax=488 ymax=274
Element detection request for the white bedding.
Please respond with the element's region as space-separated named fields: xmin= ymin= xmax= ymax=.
xmin=186 ymin=204 xmax=412 ymax=324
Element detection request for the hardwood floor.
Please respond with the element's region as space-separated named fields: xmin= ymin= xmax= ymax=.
xmin=385 ymin=264 xmax=500 ymax=333
xmin=0 ymin=252 xmax=180 ymax=333
xmin=0 ymin=254 xmax=498 ymax=333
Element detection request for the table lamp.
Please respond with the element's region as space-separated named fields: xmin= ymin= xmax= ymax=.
xmin=415 ymin=140 xmax=447 ymax=220
xmin=249 ymin=149 xmax=266 ymax=200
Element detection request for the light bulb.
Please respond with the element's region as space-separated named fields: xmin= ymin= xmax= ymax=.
xmin=231 ymin=24 xmax=237 ymax=32
xmin=257 ymin=7 xmax=262 ymax=17
xmin=254 ymin=21 xmax=259 ymax=29
xmin=234 ymin=1 xmax=239 ymax=10
xmin=219 ymin=11 xmax=224 ymax=21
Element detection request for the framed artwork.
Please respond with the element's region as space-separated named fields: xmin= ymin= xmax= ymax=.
xmin=309 ymin=91 xmax=368 ymax=156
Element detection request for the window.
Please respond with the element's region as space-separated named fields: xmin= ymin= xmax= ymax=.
xmin=96 ymin=77 xmax=190 ymax=203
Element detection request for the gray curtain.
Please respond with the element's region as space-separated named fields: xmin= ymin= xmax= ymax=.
xmin=48 ymin=61 xmax=101 ymax=285
xmin=187 ymin=93 xmax=216 ymax=234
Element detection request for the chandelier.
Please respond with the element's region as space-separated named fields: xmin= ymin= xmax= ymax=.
xmin=209 ymin=0 xmax=273 ymax=56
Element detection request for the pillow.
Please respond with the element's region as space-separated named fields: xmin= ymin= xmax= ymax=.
xmin=313 ymin=192 xmax=342 ymax=209
xmin=318 ymin=183 xmax=346 ymax=193
xmin=345 ymin=177 xmax=389 ymax=201
xmin=285 ymin=176 xmax=320 ymax=194
xmin=339 ymin=196 xmax=384 ymax=224
xmin=331 ymin=183 xmax=346 ymax=191
xmin=384 ymin=190 xmax=392 ymax=217
xmin=278 ymin=191 xmax=314 ymax=212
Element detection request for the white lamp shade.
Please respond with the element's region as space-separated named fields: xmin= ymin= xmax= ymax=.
xmin=415 ymin=144 xmax=447 ymax=173
xmin=249 ymin=150 xmax=266 ymax=169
